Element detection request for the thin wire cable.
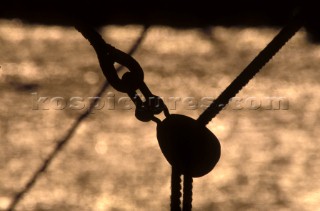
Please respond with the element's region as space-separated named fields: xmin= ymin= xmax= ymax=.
xmin=7 ymin=25 xmax=149 ymax=211
xmin=197 ymin=14 xmax=303 ymax=125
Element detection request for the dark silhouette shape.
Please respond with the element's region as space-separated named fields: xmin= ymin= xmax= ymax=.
xmin=182 ymin=174 xmax=193 ymax=211
xmin=74 ymin=23 xmax=204 ymax=210
xmin=156 ymin=11 xmax=304 ymax=211
xmin=170 ymin=167 xmax=193 ymax=211
xmin=158 ymin=114 xmax=219 ymax=210
xmin=171 ymin=167 xmax=182 ymax=211
xmin=297 ymin=1 xmax=320 ymax=42
xmin=76 ymin=22 xmax=170 ymax=123
xmin=75 ymin=23 xmax=145 ymax=93
xmin=0 ymin=1 xmax=301 ymax=27
xmin=6 ymin=25 xmax=149 ymax=211
xmin=3 ymin=3 xmax=316 ymax=210
xmin=2 ymin=1 xmax=320 ymax=42
xmin=157 ymin=114 xmax=221 ymax=178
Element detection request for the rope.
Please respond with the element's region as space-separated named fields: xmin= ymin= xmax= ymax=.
xmin=197 ymin=14 xmax=302 ymax=126
xmin=171 ymin=168 xmax=193 ymax=211
xmin=171 ymin=167 xmax=182 ymax=211
xmin=182 ymin=174 xmax=193 ymax=211
xmin=7 ymin=25 xmax=149 ymax=211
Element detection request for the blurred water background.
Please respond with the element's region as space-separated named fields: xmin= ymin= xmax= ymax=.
xmin=0 ymin=19 xmax=319 ymax=210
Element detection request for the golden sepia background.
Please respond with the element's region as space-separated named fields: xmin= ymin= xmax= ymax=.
xmin=0 ymin=19 xmax=319 ymax=210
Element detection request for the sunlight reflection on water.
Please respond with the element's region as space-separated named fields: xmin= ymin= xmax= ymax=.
xmin=0 ymin=19 xmax=319 ymax=210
